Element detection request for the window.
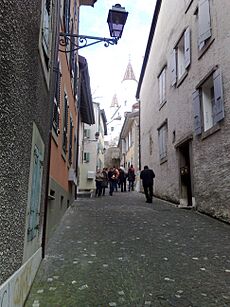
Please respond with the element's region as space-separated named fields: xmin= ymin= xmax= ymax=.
xmin=68 ymin=117 xmax=73 ymax=164
xmin=41 ymin=0 xmax=51 ymax=64
xmin=84 ymin=152 xmax=90 ymax=163
xmin=63 ymin=0 xmax=70 ymax=34
xmin=193 ymin=69 xmax=224 ymax=135
xmin=158 ymin=123 xmax=168 ymax=160
xmin=158 ymin=67 xmax=166 ymax=105
xmin=84 ymin=129 xmax=90 ymax=138
xmin=53 ymin=61 xmax=61 ymax=134
xmin=197 ymin=0 xmax=212 ymax=51
xmin=171 ymin=28 xmax=191 ymax=86
xmin=62 ymin=93 xmax=68 ymax=153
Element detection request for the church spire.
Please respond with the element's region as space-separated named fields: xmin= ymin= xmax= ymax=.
xmin=122 ymin=58 xmax=137 ymax=82
xmin=110 ymin=94 xmax=119 ymax=108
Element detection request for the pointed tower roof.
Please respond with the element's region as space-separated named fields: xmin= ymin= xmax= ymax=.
xmin=122 ymin=59 xmax=137 ymax=82
xmin=110 ymin=94 xmax=119 ymax=108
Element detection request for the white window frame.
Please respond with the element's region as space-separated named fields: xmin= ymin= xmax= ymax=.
xmin=177 ymin=37 xmax=186 ymax=80
xmin=158 ymin=67 xmax=166 ymax=105
xmin=201 ymin=77 xmax=214 ymax=131
xmin=158 ymin=123 xmax=168 ymax=161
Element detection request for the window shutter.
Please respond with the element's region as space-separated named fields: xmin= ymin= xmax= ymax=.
xmin=171 ymin=49 xmax=177 ymax=86
xmin=198 ymin=0 xmax=211 ymax=45
xmin=28 ymin=145 xmax=43 ymax=241
xmin=192 ymin=90 xmax=202 ymax=135
xmin=184 ymin=28 xmax=191 ymax=69
xmin=213 ymin=69 xmax=224 ymax=123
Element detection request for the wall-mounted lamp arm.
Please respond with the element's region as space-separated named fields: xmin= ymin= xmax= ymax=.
xmin=59 ymin=33 xmax=118 ymax=52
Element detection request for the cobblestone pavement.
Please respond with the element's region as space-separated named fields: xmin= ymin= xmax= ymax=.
xmin=25 ymin=191 xmax=230 ymax=307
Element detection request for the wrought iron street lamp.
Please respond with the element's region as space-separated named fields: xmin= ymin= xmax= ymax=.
xmin=59 ymin=4 xmax=128 ymax=52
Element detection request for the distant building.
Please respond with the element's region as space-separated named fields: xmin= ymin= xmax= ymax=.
xmin=137 ymin=0 xmax=230 ymax=222
xmin=118 ymin=107 xmax=139 ymax=172
xmin=78 ymin=103 xmax=107 ymax=192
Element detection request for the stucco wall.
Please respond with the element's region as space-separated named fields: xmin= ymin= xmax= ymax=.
xmin=0 ymin=1 xmax=52 ymax=284
xmin=140 ymin=0 xmax=230 ymax=220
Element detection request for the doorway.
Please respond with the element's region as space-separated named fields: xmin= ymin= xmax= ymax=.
xmin=179 ymin=142 xmax=193 ymax=206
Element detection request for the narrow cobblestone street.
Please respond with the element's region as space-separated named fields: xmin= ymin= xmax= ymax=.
xmin=25 ymin=191 xmax=230 ymax=307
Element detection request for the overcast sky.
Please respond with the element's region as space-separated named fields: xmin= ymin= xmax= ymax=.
xmin=79 ymin=1 xmax=156 ymax=119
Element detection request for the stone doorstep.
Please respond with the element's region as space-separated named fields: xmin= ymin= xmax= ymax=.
xmin=177 ymin=204 xmax=196 ymax=209
xmin=77 ymin=189 xmax=94 ymax=198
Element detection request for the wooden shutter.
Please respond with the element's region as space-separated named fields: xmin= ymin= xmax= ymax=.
xmin=198 ymin=0 xmax=211 ymax=45
xmin=193 ymin=90 xmax=202 ymax=135
xmin=184 ymin=28 xmax=191 ymax=69
xmin=213 ymin=69 xmax=224 ymax=123
xmin=171 ymin=49 xmax=177 ymax=86
xmin=28 ymin=145 xmax=43 ymax=241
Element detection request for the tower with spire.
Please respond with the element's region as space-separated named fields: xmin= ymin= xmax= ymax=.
xmin=107 ymin=57 xmax=138 ymax=146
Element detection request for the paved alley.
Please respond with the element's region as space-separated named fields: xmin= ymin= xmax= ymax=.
xmin=25 ymin=191 xmax=230 ymax=307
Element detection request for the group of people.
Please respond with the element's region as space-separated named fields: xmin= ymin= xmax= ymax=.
xmin=95 ymin=164 xmax=156 ymax=204
xmin=95 ymin=165 xmax=136 ymax=197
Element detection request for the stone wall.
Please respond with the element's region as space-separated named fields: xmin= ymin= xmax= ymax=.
xmin=0 ymin=0 xmax=54 ymax=284
xmin=139 ymin=0 xmax=230 ymax=221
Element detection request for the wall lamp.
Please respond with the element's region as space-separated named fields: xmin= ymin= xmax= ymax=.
xmin=59 ymin=4 xmax=128 ymax=52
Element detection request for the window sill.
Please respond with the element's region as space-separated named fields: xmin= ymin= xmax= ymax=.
xmin=160 ymin=156 xmax=168 ymax=165
xmin=159 ymin=100 xmax=167 ymax=111
xmin=176 ymin=70 xmax=188 ymax=87
xmin=201 ymin=123 xmax=221 ymax=140
xmin=198 ymin=38 xmax=215 ymax=60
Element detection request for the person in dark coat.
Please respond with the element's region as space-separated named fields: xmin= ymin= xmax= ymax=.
xmin=140 ymin=165 xmax=155 ymax=203
xmin=127 ymin=165 xmax=135 ymax=191
xmin=118 ymin=167 xmax=126 ymax=192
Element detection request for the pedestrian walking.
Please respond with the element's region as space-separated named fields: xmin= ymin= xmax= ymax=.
xmin=108 ymin=167 xmax=117 ymax=196
xmin=140 ymin=165 xmax=155 ymax=203
xmin=127 ymin=164 xmax=135 ymax=191
xmin=95 ymin=169 xmax=103 ymax=197
xmin=101 ymin=168 xmax=108 ymax=196
xmin=113 ymin=166 xmax=119 ymax=192
xmin=118 ymin=167 xmax=126 ymax=192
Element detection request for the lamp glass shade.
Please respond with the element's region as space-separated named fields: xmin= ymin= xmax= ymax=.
xmin=107 ymin=4 xmax=128 ymax=39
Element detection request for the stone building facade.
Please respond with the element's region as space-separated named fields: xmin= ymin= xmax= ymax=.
xmin=137 ymin=0 xmax=230 ymax=222
xmin=0 ymin=0 xmax=59 ymax=304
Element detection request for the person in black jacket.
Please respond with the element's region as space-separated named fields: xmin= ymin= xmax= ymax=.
xmin=140 ymin=165 xmax=155 ymax=203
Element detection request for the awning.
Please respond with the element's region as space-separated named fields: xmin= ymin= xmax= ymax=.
xmin=79 ymin=55 xmax=95 ymax=125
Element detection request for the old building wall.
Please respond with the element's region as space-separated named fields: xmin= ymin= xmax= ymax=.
xmin=0 ymin=0 xmax=54 ymax=285
xmin=140 ymin=0 xmax=230 ymax=220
